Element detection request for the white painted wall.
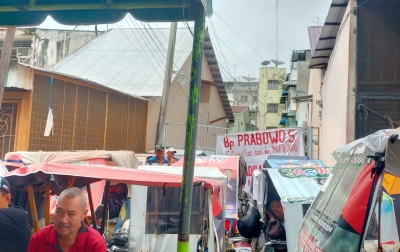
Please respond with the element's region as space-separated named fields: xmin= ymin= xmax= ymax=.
xmin=145 ymin=53 xmax=227 ymax=151
xmin=32 ymin=29 xmax=101 ymax=69
xmin=319 ymin=1 xmax=355 ymax=166
xmin=296 ymin=101 xmax=308 ymax=128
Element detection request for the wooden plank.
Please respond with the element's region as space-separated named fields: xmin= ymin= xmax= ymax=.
xmin=44 ymin=184 xmax=51 ymax=226
xmin=27 ymin=185 xmax=40 ymax=233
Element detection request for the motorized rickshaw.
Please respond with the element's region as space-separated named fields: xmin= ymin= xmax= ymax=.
xmin=3 ymin=162 xmax=223 ymax=251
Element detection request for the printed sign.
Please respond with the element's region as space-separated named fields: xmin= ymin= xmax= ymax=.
xmin=268 ymin=159 xmax=326 ymax=169
xmin=216 ymin=128 xmax=304 ymax=191
xmin=278 ymin=168 xmax=332 ymax=179
xmin=173 ymin=156 xmax=239 ymax=219
xmin=296 ymin=147 xmax=379 ymax=252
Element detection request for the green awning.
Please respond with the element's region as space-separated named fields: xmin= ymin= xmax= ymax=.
xmin=0 ymin=0 xmax=212 ymax=26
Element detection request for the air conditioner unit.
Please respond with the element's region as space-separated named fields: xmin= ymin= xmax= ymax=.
xmin=17 ymin=47 xmax=31 ymax=64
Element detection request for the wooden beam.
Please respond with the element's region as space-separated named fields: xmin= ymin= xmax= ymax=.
xmin=209 ymin=115 xmax=229 ymax=124
xmin=44 ymin=183 xmax=51 ymax=226
xmin=315 ymin=47 xmax=334 ymax=51
xmin=0 ymin=2 xmax=188 ymax=12
xmin=0 ymin=28 xmax=16 ymax=107
xmin=27 ymin=185 xmax=39 ymax=233
xmin=67 ymin=177 xmax=77 ymax=188
xmin=319 ymin=36 xmax=336 ymax=41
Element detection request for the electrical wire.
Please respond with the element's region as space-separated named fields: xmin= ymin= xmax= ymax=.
xmin=213 ymin=11 xmax=266 ymax=61
xmin=207 ymin=27 xmax=258 ymax=78
xmin=207 ymin=18 xmax=231 ymax=76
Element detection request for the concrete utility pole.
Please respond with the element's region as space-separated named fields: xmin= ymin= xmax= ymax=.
xmin=156 ymin=22 xmax=178 ymax=145
xmin=0 ymin=28 xmax=16 ymax=107
xmin=177 ymin=6 xmax=205 ymax=252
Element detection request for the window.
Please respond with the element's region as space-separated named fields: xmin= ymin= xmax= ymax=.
xmin=241 ymin=96 xmax=248 ymax=102
xmin=200 ymin=85 xmax=210 ymax=103
xmin=268 ymin=80 xmax=279 ymax=90
xmin=253 ymin=96 xmax=258 ymax=102
xmin=267 ymin=103 xmax=279 ymax=113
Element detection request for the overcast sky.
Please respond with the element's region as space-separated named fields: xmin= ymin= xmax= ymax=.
xmin=36 ymin=0 xmax=331 ymax=81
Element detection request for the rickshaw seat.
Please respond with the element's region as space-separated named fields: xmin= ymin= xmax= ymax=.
xmin=114 ymin=198 xmax=130 ymax=233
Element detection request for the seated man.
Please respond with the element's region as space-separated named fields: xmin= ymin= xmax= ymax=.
xmin=146 ymin=145 xmax=168 ymax=166
xmin=95 ymin=183 xmax=128 ymax=220
xmin=28 ymin=187 xmax=106 ymax=252
xmin=266 ymin=199 xmax=287 ymax=252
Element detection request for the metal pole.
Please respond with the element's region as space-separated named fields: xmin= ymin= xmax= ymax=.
xmin=0 ymin=27 xmax=16 ymax=107
xmin=307 ymin=127 xmax=312 ymax=159
xmin=156 ymin=22 xmax=178 ymax=145
xmin=177 ymin=6 xmax=205 ymax=252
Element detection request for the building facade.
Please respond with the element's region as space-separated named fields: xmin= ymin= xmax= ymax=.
xmin=225 ymin=79 xmax=259 ymax=127
xmin=258 ymin=67 xmax=286 ymax=130
xmin=307 ymin=0 xmax=400 ymax=166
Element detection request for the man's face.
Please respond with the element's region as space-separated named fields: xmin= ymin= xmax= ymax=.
xmin=167 ymin=151 xmax=175 ymax=159
xmin=268 ymin=200 xmax=284 ymax=222
xmin=116 ymin=184 xmax=125 ymax=195
xmin=54 ymin=196 xmax=88 ymax=237
xmin=224 ymin=169 xmax=232 ymax=180
xmin=155 ymin=149 xmax=165 ymax=159
xmin=0 ymin=191 xmax=11 ymax=208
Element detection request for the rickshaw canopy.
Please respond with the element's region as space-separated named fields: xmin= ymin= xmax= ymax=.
xmin=0 ymin=0 xmax=212 ymax=26
xmin=3 ymin=163 xmax=217 ymax=191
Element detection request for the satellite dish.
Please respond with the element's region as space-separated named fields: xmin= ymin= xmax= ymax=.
xmin=242 ymin=76 xmax=256 ymax=82
xmin=270 ymin=59 xmax=285 ymax=68
xmin=261 ymin=60 xmax=270 ymax=66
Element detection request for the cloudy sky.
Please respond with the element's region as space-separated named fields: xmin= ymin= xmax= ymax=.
xmin=36 ymin=0 xmax=331 ymax=81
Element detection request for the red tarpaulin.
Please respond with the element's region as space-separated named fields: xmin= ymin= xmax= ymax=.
xmin=3 ymin=163 xmax=217 ymax=190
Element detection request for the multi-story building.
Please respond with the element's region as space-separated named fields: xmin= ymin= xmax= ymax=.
xmin=258 ymin=67 xmax=286 ymax=130
xmin=279 ymin=50 xmax=311 ymax=128
xmin=225 ymin=79 xmax=259 ymax=127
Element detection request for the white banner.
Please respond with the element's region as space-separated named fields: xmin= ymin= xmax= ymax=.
xmin=216 ymin=128 xmax=304 ymax=191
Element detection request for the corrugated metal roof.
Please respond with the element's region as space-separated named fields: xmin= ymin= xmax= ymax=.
xmin=266 ymin=168 xmax=325 ymax=203
xmin=52 ymin=27 xmax=234 ymax=122
xmin=309 ymin=0 xmax=350 ymax=69
xmin=307 ymin=26 xmax=322 ymax=56
xmin=231 ymin=106 xmax=248 ymax=113
xmin=53 ymin=28 xmax=193 ymax=97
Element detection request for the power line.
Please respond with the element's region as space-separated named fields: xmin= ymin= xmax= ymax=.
xmin=207 ymin=18 xmax=231 ymax=76
xmin=207 ymin=27 xmax=258 ymax=78
xmin=213 ymin=11 xmax=266 ymax=61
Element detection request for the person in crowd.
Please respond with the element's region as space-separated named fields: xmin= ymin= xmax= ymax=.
xmin=268 ymin=199 xmax=285 ymax=223
xmin=146 ymin=145 xmax=168 ymax=165
xmin=224 ymin=169 xmax=237 ymax=207
xmin=28 ymin=187 xmax=106 ymax=252
xmin=95 ymin=183 xmax=128 ymax=220
xmin=266 ymin=199 xmax=287 ymax=252
xmin=0 ymin=176 xmax=30 ymax=252
xmin=166 ymin=147 xmax=178 ymax=166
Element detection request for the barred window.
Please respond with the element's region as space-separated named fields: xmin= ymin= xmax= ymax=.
xmin=268 ymin=80 xmax=279 ymax=90
xmin=267 ymin=103 xmax=279 ymax=113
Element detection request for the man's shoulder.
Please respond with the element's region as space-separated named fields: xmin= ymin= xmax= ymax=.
xmin=84 ymin=225 xmax=106 ymax=248
xmin=33 ymin=225 xmax=54 ymax=237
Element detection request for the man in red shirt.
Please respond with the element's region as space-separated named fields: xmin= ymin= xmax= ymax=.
xmin=28 ymin=187 xmax=106 ymax=252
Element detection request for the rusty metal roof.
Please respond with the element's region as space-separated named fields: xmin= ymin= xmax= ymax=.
xmin=309 ymin=0 xmax=350 ymax=69
xmin=231 ymin=106 xmax=248 ymax=113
